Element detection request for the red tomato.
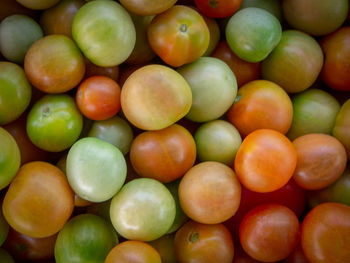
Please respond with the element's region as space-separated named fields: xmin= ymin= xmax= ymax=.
xmin=194 ymin=0 xmax=242 ymax=18
xmin=76 ymin=76 xmax=121 ymax=121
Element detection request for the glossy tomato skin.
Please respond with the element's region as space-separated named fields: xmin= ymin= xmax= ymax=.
xmin=195 ymin=0 xmax=242 ymax=18
xmin=27 ymin=94 xmax=83 ymax=152
xmin=333 ymin=99 xmax=350 ymax=159
xmin=2 ymin=161 xmax=74 ymax=238
xmin=105 ymin=241 xmax=162 ymax=263
xmin=130 ymin=124 xmax=196 ymax=183
xmin=301 ymin=203 xmax=350 ymax=263
xmin=54 ymin=214 xmax=118 ymax=263
xmin=119 ymin=0 xmax=176 ymax=16
xmin=239 ymin=204 xmax=300 ymax=262
xmin=148 ymin=5 xmax=209 ymax=67
xmin=174 ymin=221 xmax=234 ymax=263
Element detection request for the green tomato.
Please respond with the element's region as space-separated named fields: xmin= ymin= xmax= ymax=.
xmin=0 ymin=205 xmax=9 ymax=246
xmin=333 ymin=99 xmax=350 ymax=159
xmin=0 ymin=62 xmax=32 ymax=125
xmin=226 ymin=7 xmax=282 ymax=62
xmin=27 ymin=94 xmax=83 ymax=152
xmin=67 ymin=137 xmax=127 ymax=202
xmin=177 ymin=57 xmax=237 ymax=122
xmin=110 ymin=178 xmax=176 ymax=241
xmin=88 ymin=116 xmax=133 ymax=155
xmin=0 ymin=248 xmax=15 ymax=263
xmin=0 ymin=14 xmax=43 ymax=63
xmin=72 ymin=0 xmax=136 ymax=66
xmin=239 ymin=0 xmax=282 ymax=21
xmin=0 ymin=127 xmax=20 ymax=190
xmin=55 ymin=214 xmax=118 ymax=263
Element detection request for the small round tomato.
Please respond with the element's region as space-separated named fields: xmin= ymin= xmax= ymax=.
xmin=239 ymin=204 xmax=300 ymax=262
xmin=201 ymin=15 xmax=220 ymax=56
xmin=119 ymin=0 xmax=176 ymax=16
xmin=16 ymin=0 xmax=60 ymax=10
xmin=148 ymin=234 xmax=176 ymax=263
xmin=333 ymin=99 xmax=350 ymax=159
xmin=179 ymin=162 xmax=241 ymax=224
xmin=105 ymin=241 xmax=161 ymax=263
xmin=301 ymin=203 xmax=350 ymax=263
xmin=2 ymin=161 xmax=74 ymax=238
xmin=148 ymin=5 xmax=209 ymax=67
xmin=174 ymin=221 xmax=234 ymax=263
xmin=234 ymin=129 xmax=297 ymax=193
xmin=194 ymin=0 xmax=242 ymax=18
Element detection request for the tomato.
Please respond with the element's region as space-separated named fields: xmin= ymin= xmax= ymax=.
xmin=333 ymin=99 xmax=350 ymax=159
xmin=282 ymin=0 xmax=348 ymax=36
xmin=3 ymin=228 xmax=56 ymax=261
xmin=40 ymin=0 xmax=84 ymax=39
xmin=149 ymin=234 xmax=176 ymax=263
xmin=177 ymin=57 xmax=237 ymax=122
xmin=88 ymin=116 xmax=134 ymax=155
xmin=105 ymin=241 xmax=162 ymax=263
xmin=72 ymin=1 xmax=136 ymax=66
xmin=84 ymin=58 xmax=119 ymax=82
xmin=26 ymin=94 xmax=83 ymax=152
xmin=16 ymin=0 xmax=60 ymax=10
xmin=227 ymin=80 xmax=293 ymax=137
xmin=67 ymin=137 xmax=127 ymax=202
xmin=130 ymin=124 xmax=196 ymax=183
xmin=0 ymin=14 xmax=43 ymax=63
xmin=121 ymin=65 xmax=192 ymax=130
xmin=0 ymin=206 xmax=9 ymax=246
xmin=202 ymin=15 xmax=220 ymax=56
xmin=76 ymin=76 xmax=121 ymax=121
xmin=119 ymin=0 xmax=176 ymax=16
xmin=287 ymin=89 xmax=340 ymax=140
xmin=239 ymin=204 xmax=300 ymax=262
xmin=293 ymin=134 xmax=347 ymax=190
xmin=0 ymin=62 xmax=32 ymax=125
xmin=233 ymin=245 xmax=261 ymax=263
xmin=0 ymin=127 xmax=20 ymax=190
xmin=179 ymin=161 xmax=241 ymax=224
xmin=148 ymin=5 xmax=209 ymax=67
xmin=194 ymin=0 xmax=242 ymax=18
xmin=0 ymin=248 xmax=14 ymax=263
xmin=261 ymin=30 xmax=324 ymax=93
xmin=110 ymin=178 xmax=176 ymax=241
xmin=54 ymin=214 xmax=118 ymax=263
xmin=226 ymin=8 xmax=282 ymax=63
xmin=211 ymin=41 xmax=260 ymax=87
xmin=301 ymin=203 xmax=350 ymax=263
xmin=284 ymin=244 xmax=309 ymax=263
xmin=235 ymin=129 xmax=297 ymax=193
xmin=174 ymin=221 xmax=234 ymax=263
xmin=239 ymin=0 xmax=282 ymax=22
xmin=2 ymin=161 xmax=74 ymax=238
xmin=194 ymin=120 xmax=242 ymax=166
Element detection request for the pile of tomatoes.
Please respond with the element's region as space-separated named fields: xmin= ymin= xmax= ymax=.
xmin=0 ymin=0 xmax=350 ymax=262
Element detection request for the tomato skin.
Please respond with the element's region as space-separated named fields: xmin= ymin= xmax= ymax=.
xmin=333 ymin=99 xmax=350 ymax=159
xmin=194 ymin=0 xmax=242 ymax=18
xmin=239 ymin=204 xmax=300 ymax=262
xmin=119 ymin=0 xmax=177 ymax=16
xmin=174 ymin=221 xmax=234 ymax=263
xmin=2 ymin=161 xmax=74 ymax=238
xmin=148 ymin=5 xmax=210 ymax=67
xmin=16 ymin=0 xmax=60 ymax=10
xmin=283 ymin=244 xmax=310 ymax=263
xmin=239 ymin=0 xmax=283 ymax=22
xmin=301 ymin=202 xmax=350 ymax=263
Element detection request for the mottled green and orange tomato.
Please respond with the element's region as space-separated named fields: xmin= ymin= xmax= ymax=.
xmin=148 ymin=5 xmax=209 ymax=67
xmin=333 ymin=99 xmax=350 ymax=159
xmin=174 ymin=221 xmax=234 ymax=263
xmin=194 ymin=0 xmax=242 ymax=18
xmin=179 ymin=162 xmax=241 ymax=224
xmin=105 ymin=241 xmax=162 ymax=263
xmin=261 ymin=30 xmax=324 ymax=93
xmin=119 ymin=0 xmax=176 ymax=16
xmin=0 ymin=62 xmax=32 ymax=125
xmin=227 ymin=80 xmax=293 ymax=137
xmin=121 ymin=65 xmax=192 ymax=130
xmin=16 ymin=0 xmax=60 ymax=10
xmin=321 ymin=27 xmax=350 ymax=91
xmin=2 ymin=161 xmax=74 ymax=238
xmin=24 ymin=35 xmax=85 ymax=94
xmin=130 ymin=124 xmax=196 ymax=183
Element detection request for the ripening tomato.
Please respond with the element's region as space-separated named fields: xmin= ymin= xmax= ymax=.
xmin=119 ymin=0 xmax=176 ymax=16
xmin=233 ymin=245 xmax=261 ymax=263
xmin=239 ymin=204 xmax=300 ymax=262
xmin=238 ymin=0 xmax=283 ymax=22
xmin=148 ymin=5 xmax=210 ymax=67
xmin=16 ymin=0 xmax=60 ymax=10
xmin=234 ymin=129 xmax=297 ymax=193
xmin=201 ymin=14 xmax=220 ymax=56
xmin=333 ymin=99 xmax=350 ymax=159
xmin=2 ymin=161 xmax=74 ymax=238
xmin=194 ymin=0 xmax=242 ymax=18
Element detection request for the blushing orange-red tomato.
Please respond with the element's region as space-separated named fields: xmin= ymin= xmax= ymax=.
xmin=239 ymin=204 xmax=300 ymax=262
xmin=212 ymin=41 xmax=260 ymax=87
xmin=227 ymin=80 xmax=293 ymax=137
xmin=194 ymin=0 xmax=242 ymax=18
xmin=2 ymin=161 xmax=74 ymax=238
xmin=174 ymin=221 xmax=234 ymax=263
xmin=301 ymin=202 xmax=350 ymax=263
xmin=292 ymin=134 xmax=347 ymax=190
xmin=105 ymin=241 xmax=162 ymax=263
xmin=76 ymin=76 xmax=121 ymax=121
xmin=179 ymin=161 xmax=241 ymax=224
xmin=234 ymin=129 xmax=297 ymax=193
xmin=84 ymin=58 xmax=119 ymax=82
xmin=148 ymin=5 xmax=209 ymax=67
xmin=130 ymin=124 xmax=196 ymax=183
